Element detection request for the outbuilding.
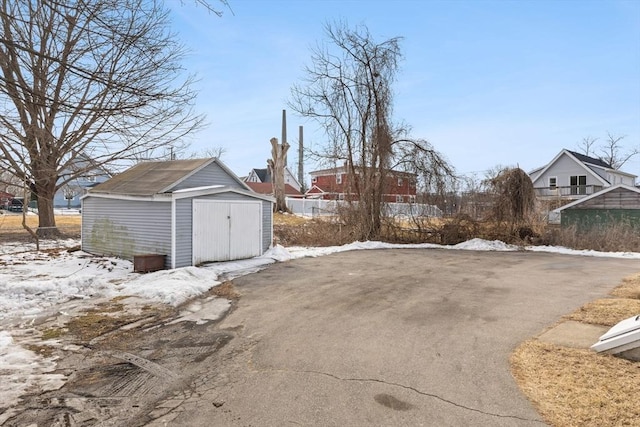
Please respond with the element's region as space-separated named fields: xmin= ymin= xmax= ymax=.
xmin=554 ymin=184 xmax=640 ymax=230
xmin=81 ymin=158 xmax=274 ymax=269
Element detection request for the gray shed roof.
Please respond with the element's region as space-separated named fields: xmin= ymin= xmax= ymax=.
xmin=89 ymin=158 xmax=217 ymax=196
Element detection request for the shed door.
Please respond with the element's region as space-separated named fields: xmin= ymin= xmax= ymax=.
xmin=192 ymin=200 xmax=262 ymax=264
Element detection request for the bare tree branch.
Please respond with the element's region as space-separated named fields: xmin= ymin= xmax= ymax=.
xmin=289 ymin=22 xmax=454 ymax=239
xmin=0 ymin=0 xmax=206 ymax=235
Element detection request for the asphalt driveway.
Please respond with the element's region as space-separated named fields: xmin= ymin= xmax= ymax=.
xmin=149 ymin=248 xmax=639 ymax=426
xmin=7 ymin=248 xmax=639 ymax=426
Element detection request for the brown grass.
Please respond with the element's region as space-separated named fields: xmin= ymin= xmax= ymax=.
xmin=611 ymin=273 xmax=640 ymax=299
xmin=541 ymin=223 xmax=640 ymax=252
xmin=0 ymin=213 xmax=81 ymax=240
xmin=511 ymin=273 xmax=640 ymax=426
xmin=210 ymin=281 xmax=241 ymax=300
xmin=511 ymin=340 xmax=640 ymax=427
xmin=273 ymin=212 xmax=310 ymax=227
xmin=0 ymin=213 xmax=81 ymax=229
xmin=564 ymin=298 xmax=640 ymax=326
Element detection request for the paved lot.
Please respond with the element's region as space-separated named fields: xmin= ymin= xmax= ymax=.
xmin=6 ymin=248 xmax=639 ymax=426
xmin=152 ymin=249 xmax=638 ymax=426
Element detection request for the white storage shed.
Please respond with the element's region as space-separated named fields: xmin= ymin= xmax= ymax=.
xmin=81 ymin=158 xmax=274 ymax=269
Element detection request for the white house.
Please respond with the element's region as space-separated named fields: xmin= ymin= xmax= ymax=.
xmin=529 ymin=149 xmax=637 ymax=201
xmin=244 ymin=165 xmax=302 ymax=192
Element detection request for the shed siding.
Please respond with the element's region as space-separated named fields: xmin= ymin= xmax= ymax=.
xmin=262 ymin=200 xmax=273 ymax=250
xmin=172 ymin=163 xmax=243 ymax=191
xmin=82 ymin=197 xmax=172 ymax=267
xmin=561 ymin=209 xmax=640 ymax=230
xmin=175 ymin=198 xmax=193 ymax=268
xmin=569 ymin=187 xmax=640 ymax=209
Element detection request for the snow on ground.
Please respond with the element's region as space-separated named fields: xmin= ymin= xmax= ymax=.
xmin=1 ymin=237 xmax=640 ymax=418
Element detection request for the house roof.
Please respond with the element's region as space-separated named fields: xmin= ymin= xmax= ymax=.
xmin=249 ymin=168 xmax=271 ymax=183
xmin=553 ymin=184 xmax=640 ymax=212
xmin=246 ymin=182 xmax=301 ymax=196
xmin=309 ymin=165 xmax=416 ymax=177
xmin=565 ymin=150 xmax=613 ymax=169
xmin=89 ymin=158 xmax=248 ymax=196
xmin=305 ymin=185 xmax=326 ymax=194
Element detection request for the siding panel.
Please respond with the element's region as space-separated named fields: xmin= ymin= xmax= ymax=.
xmin=562 ymin=209 xmax=640 ymax=230
xmin=573 ymin=188 xmax=640 ymax=209
xmin=82 ymin=197 xmax=172 ymax=267
xmin=175 ymin=198 xmax=193 ymax=268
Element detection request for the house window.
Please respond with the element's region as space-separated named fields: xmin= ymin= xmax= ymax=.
xmin=336 ymin=173 xmax=342 ymax=184
xmin=396 ymin=195 xmax=403 ymax=203
xmin=570 ymin=175 xmax=587 ymax=195
xmin=397 ymin=177 xmax=403 ymax=186
xmin=311 ymin=177 xmax=317 ymax=183
xmin=409 ymin=195 xmax=416 ymax=203
xmin=548 ymin=177 xmax=557 ymax=189
xmin=338 ymin=193 xmax=345 ymax=200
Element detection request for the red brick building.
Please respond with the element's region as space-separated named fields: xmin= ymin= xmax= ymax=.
xmin=245 ymin=182 xmax=302 ymax=198
xmin=306 ymin=165 xmax=417 ymax=202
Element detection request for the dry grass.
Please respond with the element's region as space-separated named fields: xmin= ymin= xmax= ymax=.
xmin=541 ymin=223 xmax=640 ymax=252
xmin=611 ymin=273 xmax=640 ymax=299
xmin=564 ymin=298 xmax=640 ymax=326
xmin=274 ymin=216 xmax=359 ymax=247
xmin=511 ymin=340 xmax=640 ymax=427
xmin=210 ymin=281 xmax=241 ymax=300
xmin=0 ymin=213 xmax=81 ymax=240
xmin=511 ymin=273 xmax=640 ymax=426
xmin=63 ymin=299 xmax=167 ymax=341
xmin=273 ymin=212 xmax=310 ymax=227
xmin=0 ymin=213 xmax=81 ymax=229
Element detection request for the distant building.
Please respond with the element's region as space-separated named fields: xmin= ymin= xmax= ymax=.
xmin=529 ymin=149 xmax=637 ymax=202
xmin=244 ymin=166 xmax=302 ymax=192
xmin=54 ymin=154 xmax=112 ymax=208
xmin=306 ymin=165 xmax=417 ymax=202
xmin=0 ymin=191 xmax=14 ymax=209
xmin=245 ymin=182 xmax=302 ymax=198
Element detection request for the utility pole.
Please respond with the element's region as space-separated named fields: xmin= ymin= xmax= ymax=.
xmin=298 ymin=125 xmax=305 ymax=192
xmin=281 ymin=109 xmax=287 ymax=167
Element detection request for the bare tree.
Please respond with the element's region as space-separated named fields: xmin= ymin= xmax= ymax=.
xmin=486 ymin=167 xmax=536 ymax=232
xmin=0 ymin=0 xmax=205 ymax=236
xmin=185 ymin=146 xmax=227 ymax=160
xmin=577 ymin=136 xmax=598 ymax=157
xmin=599 ymin=132 xmax=638 ymax=169
xmin=290 ymin=22 xmax=453 ymax=240
xmin=576 ymin=132 xmax=639 ymax=170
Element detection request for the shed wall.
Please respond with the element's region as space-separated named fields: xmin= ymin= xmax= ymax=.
xmin=569 ymin=187 xmax=640 ymax=209
xmin=561 ymin=209 xmax=640 ymax=230
xmin=82 ymin=197 xmax=172 ymax=267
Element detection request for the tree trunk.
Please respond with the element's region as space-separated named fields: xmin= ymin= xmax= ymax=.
xmin=34 ymin=176 xmax=60 ymax=237
xmin=271 ymin=137 xmax=290 ymax=213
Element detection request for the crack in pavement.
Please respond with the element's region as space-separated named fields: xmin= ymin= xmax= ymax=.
xmin=292 ymin=369 xmax=546 ymax=424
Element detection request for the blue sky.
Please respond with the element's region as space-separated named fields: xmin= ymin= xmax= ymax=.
xmin=170 ymin=0 xmax=640 ymax=184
